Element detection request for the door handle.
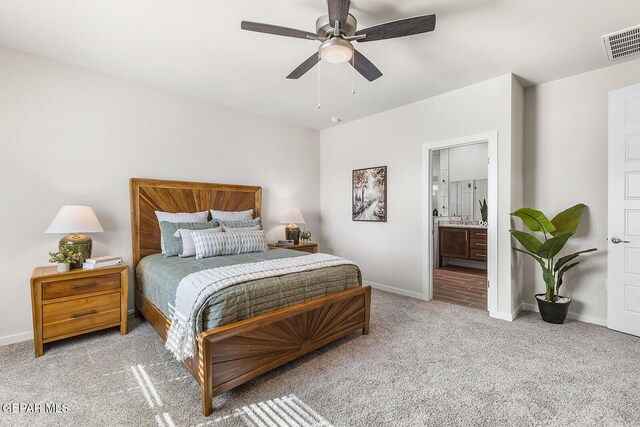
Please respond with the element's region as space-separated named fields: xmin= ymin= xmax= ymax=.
xmin=610 ymin=237 xmax=631 ymax=244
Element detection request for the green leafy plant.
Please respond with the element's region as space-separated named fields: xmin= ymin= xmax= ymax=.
xmin=479 ymin=198 xmax=488 ymax=223
xmin=49 ymin=247 xmax=82 ymax=265
xmin=510 ymin=204 xmax=597 ymax=302
xmin=300 ymin=229 xmax=312 ymax=240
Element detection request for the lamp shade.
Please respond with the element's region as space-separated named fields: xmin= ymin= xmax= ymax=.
xmin=279 ymin=207 xmax=306 ymax=225
xmin=45 ymin=206 xmax=104 ymax=234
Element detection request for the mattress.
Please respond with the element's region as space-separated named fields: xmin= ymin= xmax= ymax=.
xmin=136 ymin=248 xmax=361 ymax=332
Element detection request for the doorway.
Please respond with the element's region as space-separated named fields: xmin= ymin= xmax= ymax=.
xmin=423 ymin=132 xmax=498 ymax=314
xmin=608 ymin=83 xmax=640 ymax=337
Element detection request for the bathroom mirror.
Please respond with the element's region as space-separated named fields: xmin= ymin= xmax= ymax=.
xmin=431 ymin=145 xmax=489 ymax=221
xmin=448 ymin=179 xmax=488 ymax=219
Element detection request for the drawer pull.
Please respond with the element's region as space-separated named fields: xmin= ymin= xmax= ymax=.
xmin=474 ymin=253 xmax=487 ymax=257
xmin=475 ymin=243 xmax=487 ymax=246
xmin=71 ymin=283 xmax=97 ymax=290
xmin=71 ymin=310 xmax=98 ymax=318
xmin=474 ymin=233 xmax=487 ymax=237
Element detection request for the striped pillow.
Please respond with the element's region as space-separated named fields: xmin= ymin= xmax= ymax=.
xmin=218 ymin=217 xmax=262 ymax=229
xmin=191 ymin=230 xmax=268 ymax=259
xmin=173 ymin=226 xmax=223 ymax=257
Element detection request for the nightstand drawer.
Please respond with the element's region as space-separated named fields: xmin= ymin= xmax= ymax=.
xmin=42 ymin=292 xmax=121 ymax=339
xmin=42 ymin=273 xmax=120 ymax=300
xmin=470 ymin=251 xmax=487 ymax=261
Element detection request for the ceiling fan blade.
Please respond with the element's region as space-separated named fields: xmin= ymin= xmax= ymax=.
xmin=241 ymin=21 xmax=318 ymax=40
xmin=328 ymin=0 xmax=351 ymax=29
xmin=351 ymin=49 xmax=383 ymax=82
xmin=286 ymin=53 xmax=320 ymax=79
xmin=355 ymin=14 xmax=436 ymax=42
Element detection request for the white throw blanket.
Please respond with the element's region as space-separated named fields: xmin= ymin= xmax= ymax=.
xmin=166 ymin=253 xmax=356 ymax=361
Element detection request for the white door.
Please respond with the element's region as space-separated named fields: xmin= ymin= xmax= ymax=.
xmin=608 ymin=83 xmax=640 ymax=337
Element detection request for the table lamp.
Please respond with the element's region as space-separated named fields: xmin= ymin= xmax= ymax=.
xmin=279 ymin=207 xmax=305 ymax=245
xmin=46 ymin=206 xmax=104 ymax=269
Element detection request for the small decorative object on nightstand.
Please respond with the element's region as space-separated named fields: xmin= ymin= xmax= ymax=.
xmin=48 ymin=247 xmax=82 ymax=272
xmin=279 ymin=207 xmax=305 ymax=245
xmin=300 ymin=228 xmax=312 ymax=243
xmin=45 ymin=206 xmax=104 ymax=269
xmin=268 ymin=242 xmax=318 ymax=254
xmin=30 ymin=264 xmax=128 ymax=358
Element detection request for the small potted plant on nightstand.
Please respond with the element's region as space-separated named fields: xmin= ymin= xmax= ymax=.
xmin=510 ymin=204 xmax=597 ymax=324
xmin=49 ymin=247 xmax=82 ymax=272
xmin=300 ymin=229 xmax=312 ymax=243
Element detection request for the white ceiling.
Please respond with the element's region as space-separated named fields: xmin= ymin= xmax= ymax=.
xmin=1 ymin=1 xmax=639 ymax=130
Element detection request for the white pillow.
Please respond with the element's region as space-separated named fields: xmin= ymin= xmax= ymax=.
xmin=173 ymin=227 xmax=223 ymax=257
xmin=223 ymin=225 xmax=262 ymax=232
xmin=210 ymin=209 xmax=253 ymax=221
xmin=192 ymin=230 xmax=268 ymax=259
xmin=155 ymin=211 xmax=209 ymax=254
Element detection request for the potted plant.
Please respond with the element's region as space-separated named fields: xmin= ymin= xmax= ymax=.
xmin=49 ymin=247 xmax=82 ymax=272
xmin=510 ymin=203 xmax=597 ymax=324
xmin=479 ymin=198 xmax=488 ymax=224
xmin=300 ymin=229 xmax=312 ymax=243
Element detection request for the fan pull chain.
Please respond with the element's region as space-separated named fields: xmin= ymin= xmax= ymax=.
xmin=351 ymin=53 xmax=356 ymax=95
xmin=317 ymin=54 xmax=321 ymax=109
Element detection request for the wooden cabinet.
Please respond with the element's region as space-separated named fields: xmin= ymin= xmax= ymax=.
xmin=439 ymin=227 xmax=487 ymax=265
xmin=469 ymin=229 xmax=488 ymax=261
xmin=30 ymin=264 xmax=128 ymax=358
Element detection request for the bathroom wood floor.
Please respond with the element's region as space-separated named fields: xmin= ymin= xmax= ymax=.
xmin=433 ymin=265 xmax=487 ymax=311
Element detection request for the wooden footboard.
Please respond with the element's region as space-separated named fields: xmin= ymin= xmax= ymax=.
xmin=136 ymin=286 xmax=371 ymax=416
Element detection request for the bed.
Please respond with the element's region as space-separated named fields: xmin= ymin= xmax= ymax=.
xmin=130 ymin=178 xmax=371 ymax=415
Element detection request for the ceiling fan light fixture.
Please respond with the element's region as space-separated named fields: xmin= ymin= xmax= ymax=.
xmin=319 ymin=38 xmax=353 ymax=64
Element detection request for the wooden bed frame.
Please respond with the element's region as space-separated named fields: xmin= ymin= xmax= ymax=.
xmin=129 ymin=178 xmax=371 ymax=416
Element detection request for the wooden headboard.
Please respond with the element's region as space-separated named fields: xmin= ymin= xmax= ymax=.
xmin=129 ymin=178 xmax=262 ymax=269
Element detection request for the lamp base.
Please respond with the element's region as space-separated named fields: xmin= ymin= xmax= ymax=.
xmin=285 ymin=224 xmax=301 ymax=245
xmin=59 ymin=234 xmax=92 ymax=269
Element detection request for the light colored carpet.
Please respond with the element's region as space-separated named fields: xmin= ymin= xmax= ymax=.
xmin=1 ymin=289 xmax=639 ymax=427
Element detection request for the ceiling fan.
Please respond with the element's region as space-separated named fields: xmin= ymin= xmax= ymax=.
xmin=241 ymin=0 xmax=436 ymax=82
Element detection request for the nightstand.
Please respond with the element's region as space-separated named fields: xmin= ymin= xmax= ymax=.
xmin=268 ymin=242 xmax=318 ymax=254
xmin=30 ymin=264 xmax=128 ymax=358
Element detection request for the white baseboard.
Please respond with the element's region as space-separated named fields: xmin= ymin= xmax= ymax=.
xmin=364 ymin=281 xmax=427 ymax=301
xmin=0 ymin=331 xmax=32 ymax=346
xmin=522 ymin=303 xmax=606 ymax=326
xmin=489 ymin=311 xmax=513 ymax=321
xmin=488 ymin=304 xmax=522 ymax=322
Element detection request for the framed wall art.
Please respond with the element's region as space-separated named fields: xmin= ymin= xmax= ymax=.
xmin=352 ymin=166 xmax=387 ymax=222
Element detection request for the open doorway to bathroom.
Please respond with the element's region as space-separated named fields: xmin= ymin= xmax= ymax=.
xmin=431 ymin=144 xmax=488 ymax=310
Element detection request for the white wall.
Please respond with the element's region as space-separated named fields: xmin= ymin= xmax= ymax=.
xmin=448 ymin=144 xmax=489 ymax=182
xmin=0 ymin=47 xmax=320 ymax=345
xmin=320 ymin=74 xmax=524 ymax=319
xmin=523 ymin=58 xmax=640 ymax=325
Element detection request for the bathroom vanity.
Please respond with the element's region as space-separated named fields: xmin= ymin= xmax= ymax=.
xmin=439 ymin=225 xmax=487 ymax=266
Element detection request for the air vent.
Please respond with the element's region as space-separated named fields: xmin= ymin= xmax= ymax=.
xmin=602 ymin=25 xmax=640 ymax=61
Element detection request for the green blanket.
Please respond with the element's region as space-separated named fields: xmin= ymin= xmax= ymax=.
xmin=136 ymin=248 xmax=361 ymax=332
